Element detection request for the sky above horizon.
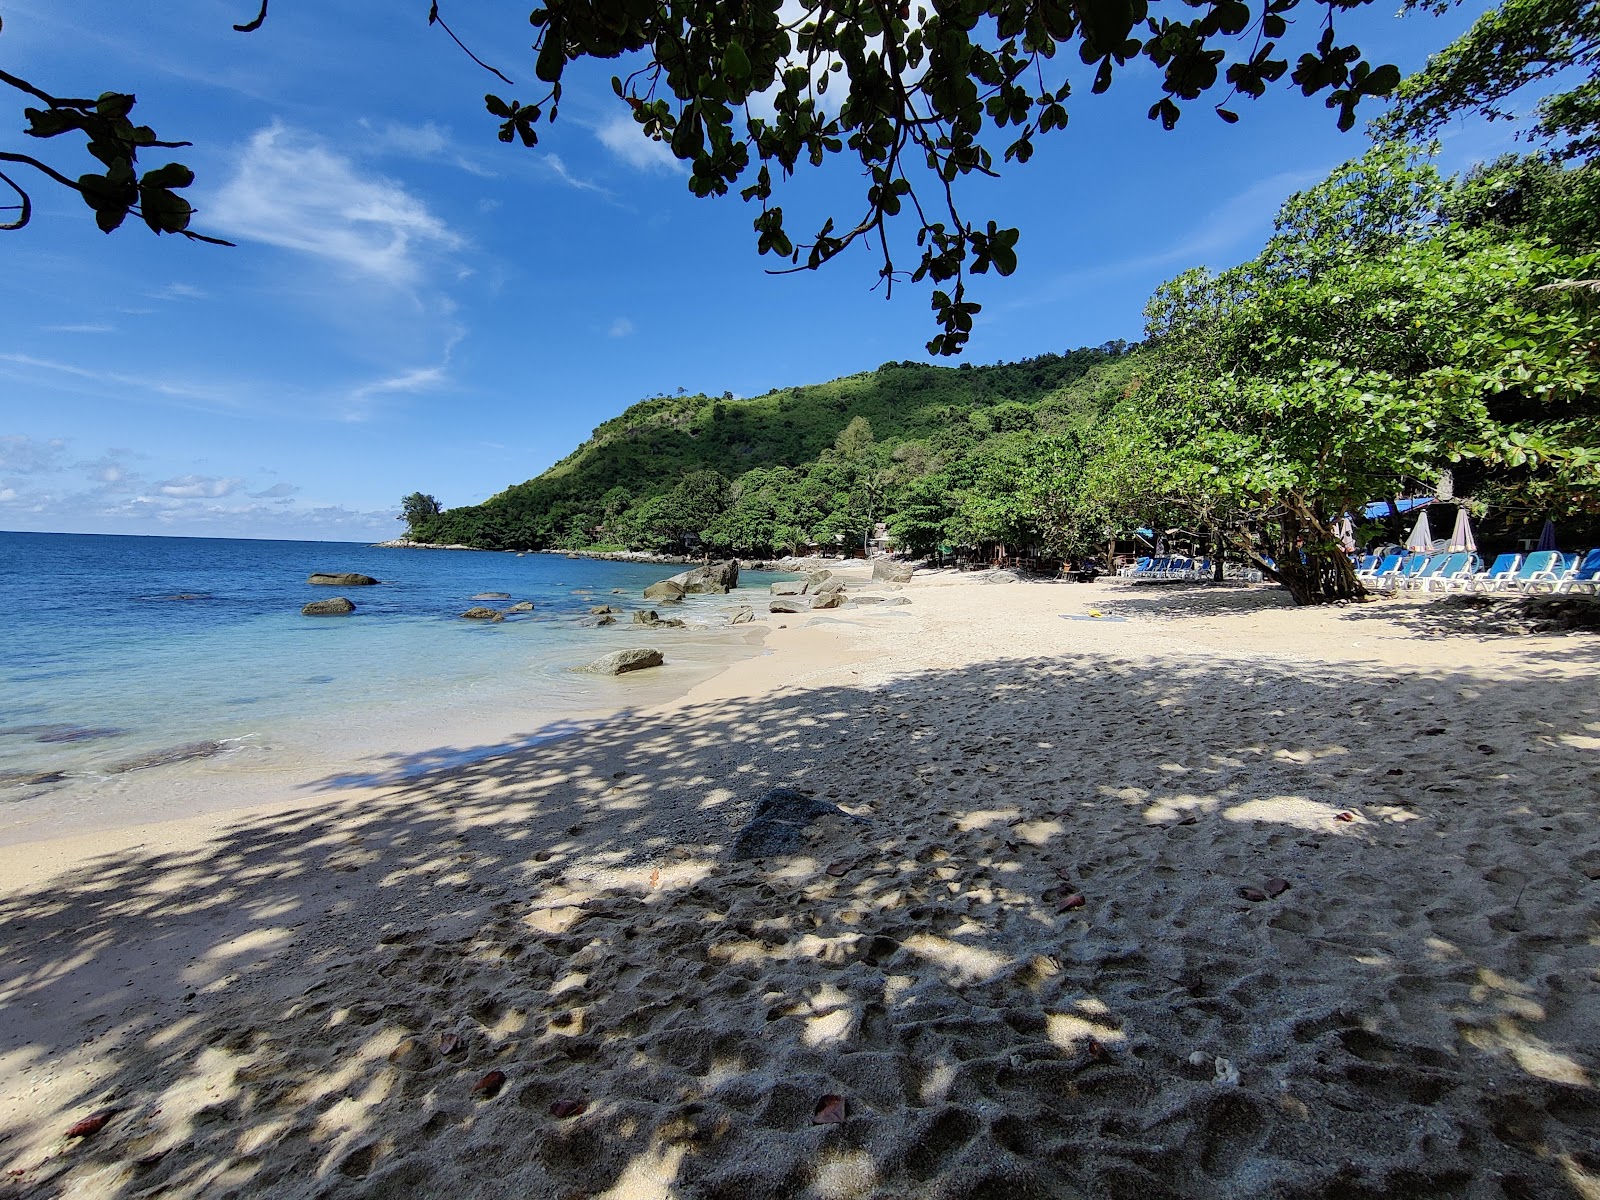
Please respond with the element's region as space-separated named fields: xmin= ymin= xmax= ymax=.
xmin=2 ymin=0 xmax=1510 ymax=541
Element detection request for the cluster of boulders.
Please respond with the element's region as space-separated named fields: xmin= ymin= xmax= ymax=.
xmin=642 ymin=559 xmax=741 ymax=602
xmin=770 ymin=568 xmax=848 ymax=614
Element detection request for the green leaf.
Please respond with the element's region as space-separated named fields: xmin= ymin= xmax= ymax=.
xmin=140 ymin=162 xmax=195 ymax=190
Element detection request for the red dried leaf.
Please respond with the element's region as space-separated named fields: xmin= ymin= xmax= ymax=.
xmin=1060 ymin=892 xmax=1086 ymax=911
xmin=812 ymin=1094 xmax=847 ymax=1124
xmin=649 ymin=868 xmax=661 ymax=888
xmin=1334 ymin=811 xmax=1356 ymax=822
xmin=438 ymin=1032 xmax=464 ymax=1056
xmin=1264 ymin=877 xmax=1290 ymax=898
xmin=471 ymin=1069 xmax=506 ymax=1099
xmin=550 ymin=1098 xmax=587 ymax=1119
xmin=65 ymin=1109 xmax=117 ymax=1139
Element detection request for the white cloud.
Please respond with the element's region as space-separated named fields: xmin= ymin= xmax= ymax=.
xmin=41 ymin=323 xmax=115 ymax=334
xmin=251 ymin=481 xmax=300 ymax=499
xmin=609 ymin=316 xmax=635 ymax=338
xmin=543 ymin=153 xmax=613 ymax=196
xmin=150 ymin=282 xmax=207 ymax=301
xmin=359 ymin=118 xmax=497 ymax=178
xmin=595 ymin=114 xmax=685 ymax=174
xmin=0 ymin=435 xmax=67 ymax=474
xmin=155 ymin=474 xmax=243 ymax=499
xmin=209 ymin=123 xmax=464 ymax=286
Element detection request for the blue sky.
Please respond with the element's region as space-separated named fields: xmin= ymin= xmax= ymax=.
xmin=1 ymin=0 xmax=1507 ymax=540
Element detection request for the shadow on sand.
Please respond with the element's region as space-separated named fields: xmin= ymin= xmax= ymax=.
xmin=3 ymin=648 xmax=1600 ymax=1199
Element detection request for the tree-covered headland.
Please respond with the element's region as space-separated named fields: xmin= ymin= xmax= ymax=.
xmin=412 ymin=145 xmax=1600 ymax=604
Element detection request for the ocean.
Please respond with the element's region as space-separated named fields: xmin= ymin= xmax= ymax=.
xmin=0 ymin=531 xmax=785 ymax=844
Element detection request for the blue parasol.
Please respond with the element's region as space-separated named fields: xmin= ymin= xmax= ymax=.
xmin=1535 ymin=519 xmax=1559 ymax=552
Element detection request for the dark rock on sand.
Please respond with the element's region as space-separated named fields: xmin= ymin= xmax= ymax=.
xmin=581 ymin=648 xmax=665 ymax=675
xmin=108 ymin=740 xmax=227 ymax=774
xmin=308 ymin=572 xmax=379 ymax=586
xmin=770 ymin=597 xmax=812 ymax=614
xmin=731 ymin=787 xmax=872 ymax=860
xmin=811 ymin=592 xmax=846 ymax=610
xmin=472 ymin=592 xmax=512 ymax=601
xmin=461 ymin=607 xmax=505 ymax=621
xmin=302 ymin=597 xmax=356 ymax=616
xmin=871 ymin=560 xmax=914 ymax=583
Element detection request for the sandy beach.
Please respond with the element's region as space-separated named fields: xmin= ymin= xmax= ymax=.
xmin=3 ymin=569 xmax=1599 ymax=1199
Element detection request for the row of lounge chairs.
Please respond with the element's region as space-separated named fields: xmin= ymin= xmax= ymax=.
xmin=1117 ymin=557 xmax=1264 ymax=583
xmin=1115 ymin=549 xmax=1600 ymax=594
xmin=1354 ymin=549 xmax=1600 ymax=594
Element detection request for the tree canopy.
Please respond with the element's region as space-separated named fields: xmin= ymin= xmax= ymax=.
xmin=2 ymin=0 xmax=1407 ymax=351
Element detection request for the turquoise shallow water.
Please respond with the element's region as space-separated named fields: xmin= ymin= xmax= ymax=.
xmin=0 ymin=532 xmax=781 ymax=836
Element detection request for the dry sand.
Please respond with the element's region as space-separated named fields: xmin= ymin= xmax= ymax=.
xmin=3 ymin=570 xmax=1600 ymax=1199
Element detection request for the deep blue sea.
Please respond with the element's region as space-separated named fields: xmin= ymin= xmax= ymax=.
xmin=0 ymin=532 xmax=783 ymax=841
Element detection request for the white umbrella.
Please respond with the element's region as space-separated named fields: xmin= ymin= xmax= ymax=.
xmin=1334 ymin=514 xmax=1357 ymax=552
xmin=1448 ymin=508 xmax=1477 ymax=552
xmin=1404 ymin=510 xmax=1433 ymax=552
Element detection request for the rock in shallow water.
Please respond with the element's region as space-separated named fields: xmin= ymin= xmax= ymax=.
xmin=505 ymin=601 xmax=535 ymax=613
xmin=461 ymin=607 xmax=505 ymax=621
xmin=307 ymin=572 xmax=378 ymax=586
xmin=472 ymin=592 xmax=512 ymax=601
xmin=302 ymin=597 xmax=356 ymax=616
xmin=580 ymin=648 xmax=665 ymax=675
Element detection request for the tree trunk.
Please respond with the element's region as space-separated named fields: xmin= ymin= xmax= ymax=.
xmin=1225 ymin=495 xmax=1363 ymax=604
xmin=1271 ymin=493 xmax=1364 ymax=605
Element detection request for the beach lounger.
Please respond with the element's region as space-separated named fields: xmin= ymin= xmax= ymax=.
xmin=1422 ymin=552 xmax=1479 ymax=593
xmin=1552 ymin=548 xmax=1600 ymax=594
xmin=1492 ymin=550 xmax=1566 ymax=593
xmin=1377 ymin=554 xmax=1433 ymax=590
xmin=1358 ymin=552 xmax=1402 ymax=587
xmin=1464 ymin=553 xmax=1520 ymax=592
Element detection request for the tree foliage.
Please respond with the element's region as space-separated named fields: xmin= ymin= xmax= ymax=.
xmin=1377 ymin=0 xmax=1600 ymax=160
xmin=2 ymin=0 xmax=1404 ymax=349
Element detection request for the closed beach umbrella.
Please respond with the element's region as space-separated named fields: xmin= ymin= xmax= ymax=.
xmin=1448 ymin=508 xmax=1477 ymax=552
xmin=1335 ymin=514 xmax=1356 ymax=552
xmin=1404 ymin=510 xmax=1433 ymax=552
xmin=1535 ymin=518 xmax=1559 ymax=552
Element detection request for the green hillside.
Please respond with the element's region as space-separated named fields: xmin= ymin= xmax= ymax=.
xmin=414 ymin=345 xmax=1134 ymax=552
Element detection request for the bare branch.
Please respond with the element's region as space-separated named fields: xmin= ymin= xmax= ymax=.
xmin=0 ymin=68 xmax=95 ymax=109
xmin=0 ymin=149 xmax=82 ymax=192
xmin=233 ymin=1 xmax=269 ymax=33
xmin=0 ymin=167 xmax=31 ymax=231
xmin=428 ymin=3 xmax=515 ymax=86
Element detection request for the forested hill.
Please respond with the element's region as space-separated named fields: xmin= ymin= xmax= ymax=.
xmin=412 ymin=345 xmax=1133 ymax=552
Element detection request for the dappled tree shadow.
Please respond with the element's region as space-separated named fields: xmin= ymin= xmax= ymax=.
xmin=3 ymin=649 xmax=1600 ymax=1198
